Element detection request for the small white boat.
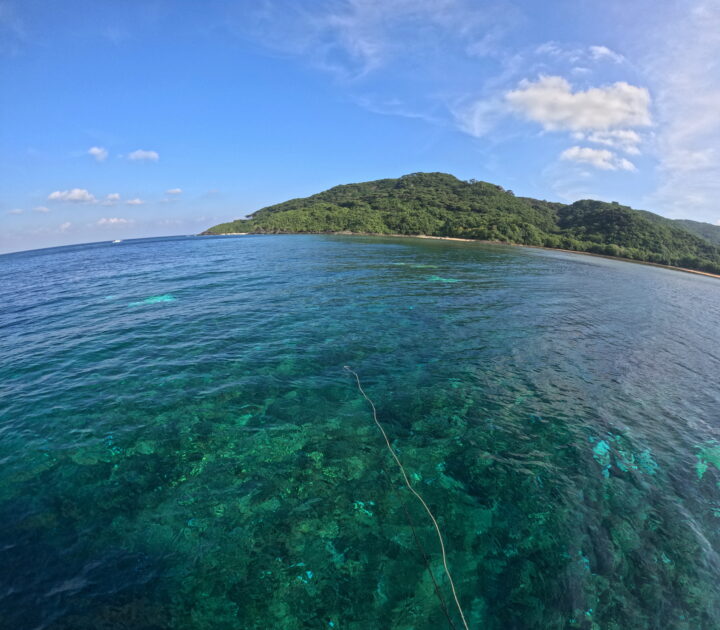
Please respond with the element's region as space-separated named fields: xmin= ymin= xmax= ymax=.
xmin=112 ymin=239 xmax=122 ymax=243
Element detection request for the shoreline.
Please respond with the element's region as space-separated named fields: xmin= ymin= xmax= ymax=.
xmin=202 ymin=231 xmax=720 ymax=281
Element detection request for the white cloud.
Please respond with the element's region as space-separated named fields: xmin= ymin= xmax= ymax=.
xmin=576 ymin=129 xmax=642 ymax=155
xmin=97 ymin=217 xmax=133 ymax=226
xmin=166 ymin=188 xmax=182 ymax=195
xmin=59 ymin=222 xmax=72 ymax=232
xmin=100 ymin=193 xmax=121 ymax=207
xmin=561 ymin=147 xmax=615 ymax=169
xmin=128 ymin=149 xmax=159 ymax=162
xmin=506 ymin=75 xmax=652 ymax=132
xmin=125 ymin=198 xmax=144 ymax=205
xmin=34 ymin=206 xmax=50 ymax=213
xmin=561 ymin=146 xmax=637 ymax=171
xmin=589 ymin=45 xmax=625 ymax=64
xmin=88 ymin=146 xmax=108 ymax=162
xmin=615 ymin=157 xmax=638 ymax=172
xmin=48 ymin=188 xmax=96 ymax=203
xmin=7 ymin=208 xmax=23 ymax=215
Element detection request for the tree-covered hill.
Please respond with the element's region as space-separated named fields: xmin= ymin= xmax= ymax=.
xmin=673 ymin=219 xmax=720 ymax=247
xmin=636 ymin=210 xmax=720 ymax=248
xmin=203 ymin=173 xmax=720 ymax=274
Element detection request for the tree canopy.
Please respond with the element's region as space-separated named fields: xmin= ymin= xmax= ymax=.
xmin=203 ymin=173 xmax=720 ymax=274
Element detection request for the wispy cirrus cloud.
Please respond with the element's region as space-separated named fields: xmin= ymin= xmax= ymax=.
xmin=453 ymin=97 xmax=505 ymax=138
xmin=642 ymin=0 xmax=720 ymax=220
xmin=0 ymin=1 xmax=26 ymax=56
xmin=234 ymin=0 xmax=513 ymax=79
xmin=589 ymin=45 xmax=625 ymax=64
xmin=535 ymin=42 xmax=625 ymax=66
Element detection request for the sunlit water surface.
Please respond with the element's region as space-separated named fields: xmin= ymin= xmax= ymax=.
xmin=1 ymin=235 xmax=720 ymax=629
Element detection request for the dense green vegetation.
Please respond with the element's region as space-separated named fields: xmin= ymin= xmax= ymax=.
xmin=673 ymin=219 xmax=720 ymax=247
xmin=203 ymin=173 xmax=720 ymax=274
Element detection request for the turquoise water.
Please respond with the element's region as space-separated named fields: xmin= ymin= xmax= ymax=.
xmin=1 ymin=234 xmax=720 ymax=629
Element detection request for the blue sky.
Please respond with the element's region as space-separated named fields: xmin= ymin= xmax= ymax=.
xmin=2 ymin=0 xmax=719 ymax=253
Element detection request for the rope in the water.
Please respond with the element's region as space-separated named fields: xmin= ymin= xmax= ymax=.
xmin=343 ymin=366 xmax=470 ymax=630
xmin=378 ymin=465 xmax=457 ymax=629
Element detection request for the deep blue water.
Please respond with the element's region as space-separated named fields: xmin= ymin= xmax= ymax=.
xmin=1 ymin=234 xmax=719 ymax=629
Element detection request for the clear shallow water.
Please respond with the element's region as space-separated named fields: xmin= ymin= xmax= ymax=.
xmin=1 ymin=234 xmax=720 ymax=630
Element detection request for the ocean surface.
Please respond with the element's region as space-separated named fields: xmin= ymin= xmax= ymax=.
xmin=1 ymin=234 xmax=720 ymax=630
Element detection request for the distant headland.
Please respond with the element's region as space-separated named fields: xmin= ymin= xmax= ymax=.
xmin=202 ymin=172 xmax=720 ymax=277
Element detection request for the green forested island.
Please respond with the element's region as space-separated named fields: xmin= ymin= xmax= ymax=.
xmin=203 ymin=173 xmax=720 ymax=274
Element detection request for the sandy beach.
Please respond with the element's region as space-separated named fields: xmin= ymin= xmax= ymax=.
xmin=204 ymin=231 xmax=720 ymax=280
